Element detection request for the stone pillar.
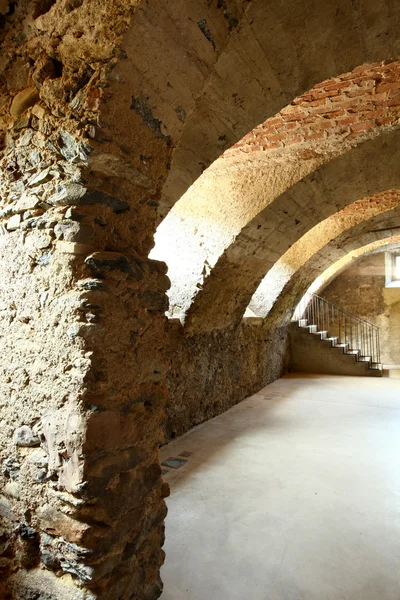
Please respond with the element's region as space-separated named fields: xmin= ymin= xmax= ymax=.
xmin=0 ymin=2 xmax=172 ymax=598
xmin=0 ymin=125 xmax=170 ymax=600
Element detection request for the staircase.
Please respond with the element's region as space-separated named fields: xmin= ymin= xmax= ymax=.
xmin=290 ymin=293 xmax=382 ymax=377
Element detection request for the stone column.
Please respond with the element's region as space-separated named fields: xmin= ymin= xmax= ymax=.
xmin=0 ymin=121 xmax=170 ymax=600
xmin=0 ymin=2 xmax=172 ymax=598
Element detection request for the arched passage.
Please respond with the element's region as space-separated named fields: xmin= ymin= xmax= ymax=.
xmin=2 ymin=2 xmax=400 ymax=599
xmin=152 ymin=60 xmax=400 ymax=321
xmin=185 ymin=129 xmax=400 ymax=331
xmin=248 ymin=191 xmax=400 ymax=318
xmin=309 ymin=238 xmax=400 ymax=298
xmin=157 ymin=1 xmax=400 ymax=213
xmin=262 ymin=209 xmax=400 ymax=328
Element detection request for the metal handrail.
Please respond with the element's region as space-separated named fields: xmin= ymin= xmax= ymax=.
xmin=293 ymin=292 xmax=381 ymax=365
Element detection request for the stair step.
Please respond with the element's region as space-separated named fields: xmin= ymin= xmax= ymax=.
xmin=312 ymin=330 xmax=328 ymax=339
xmin=293 ymin=294 xmax=381 ymax=377
xmin=370 ymin=362 xmax=383 ymax=370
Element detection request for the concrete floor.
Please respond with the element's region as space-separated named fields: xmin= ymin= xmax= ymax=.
xmin=159 ymin=374 xmax=400 ymax=600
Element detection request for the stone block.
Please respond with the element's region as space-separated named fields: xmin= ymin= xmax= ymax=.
xmin=13 ymin=425 xmax=40 ymax=447
xmin=37 ymin=505 xmax=90 ymax=544
xmin=10 ymin=87 xmax=39 ymax=118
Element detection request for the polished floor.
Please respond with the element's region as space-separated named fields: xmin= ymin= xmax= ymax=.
xmin=160 ymin=374 xmax=400 ymax=600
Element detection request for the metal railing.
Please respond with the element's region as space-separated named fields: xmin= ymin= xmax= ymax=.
xmin=293 ymin=292 xmax=381 ymax=365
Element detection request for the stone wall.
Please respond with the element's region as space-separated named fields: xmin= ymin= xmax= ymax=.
xmin=0 ymin=1 xmax=171 ymax=598
xmin=322 ymin=252 xmax=400 ymax=366
xmin=165 ymin=319 xmax=290 ymax=442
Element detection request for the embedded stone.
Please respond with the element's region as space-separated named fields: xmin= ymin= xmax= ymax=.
xmin=14 ymin=192 xmax=39 ymax=212
xmin=78 ymin=278 xmax=108 ymax=292
xmin=25 ymin=231 xmax=53 ymax=250
xmin=85 ymin=252 xmax=144 ymax=279
xmin=31 ymin=104 xmax=46 ymax=119
xmin=18 ymin=525 xmax=38 ymax=541
xmin=30 ymin=450 xmax=49 ymax=469
xmin=56 ymin=241 xmax=93 ymax=254
xmin=48 ymin=183 xmax=130 ymax=213
xmin=54 ymin=220 xmax=93 ymax=243
xmin=14 ymin=116 xmax=31 ymax=130
xmin=10 ymin=87 xmax=40 ymax=118
xmin=5 ymin=481 xmax=20 ymax=500
xmin=18 ymin=129 xmax=33 ymax=146
xmin=36 ymin=251 xmax=52 ymax=266
xmin=40 ymin=549 xmax=61 ymax=571
xmin=35 ymin=469 xmax=48 ymax=483
xmin=28 ymin=168 xmax=54 ymax=187
xmin=6 ymin=214 xmax=21 ymax=231
xmin=141 ymin=290 xmax=169 ymax=312
xmin=13 ymin=425 xmax=40 ymax=447
xmin=0 ymin=495 xmax=15 ymax=521
xmin=37 ymin=504 xmax=90 ymax=544
xmin=41 ymin=404 xmax=86 ymax=493
xmin=2 ymin=456 xmax=20 ymax=480
xmin=58 ymin=130 xmax=92 ymax=163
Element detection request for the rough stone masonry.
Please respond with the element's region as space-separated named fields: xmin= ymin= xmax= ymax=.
xmin=0 ymin=0 xmax=172 ymax=598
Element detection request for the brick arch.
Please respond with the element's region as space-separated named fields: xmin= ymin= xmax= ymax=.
xmin=88 ymin=1 xmax=400 ymax=217
xmin=248 ymin=191 xmax=400 ymax=318
xmin=256 ymin=196 xmax=400 ymax=329
xmin=152 ymin=60 xmax=400 ymax=322
xmin=157 ymin=1 xmax=400 ymax=214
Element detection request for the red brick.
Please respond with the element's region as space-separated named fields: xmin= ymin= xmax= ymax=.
xmin=376 ymin=116 xmax=394 ymax=126
xmin=310 ymin=89 xmax=340 ymax=100
xmin=309 ymin=121 xmax=333 ymax=131
xmin=262 ymin=142 xmax=283 ymax=150
xmin=388 ymin=88 xmax=400 ymax=99
xmin=320 ymin=80 xmax=351 ymax=91
xmin=376 ymin=81 xmax=400 ymax=93
xmin=303 ymin=131 xmax=326 ymax=140
xmin=344 ymin=87 xmax=374 ymax=98
xmin=350 ymin=120 xmax=376 ymax=133
xmin=265 ymin=132 xmax=285 ymax=142
xmin=282 ymin=111 xmax=307 ymax=122
xmin=307 ymin=98 xmax=329 ymax=107
xmin=322 ymin=109 xmax=346 ymax=118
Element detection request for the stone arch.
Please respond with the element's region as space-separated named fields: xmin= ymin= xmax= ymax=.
xmin=155 ymin=0 xmax=400 ymax=214
xmin=152 ymin=60 xmax=400 ymax=322
xmin=280 ymin=236 xmax=400 ymax=332
xmin=184 ymin=128 xmax=400 ymax=332
xmin=1 ymin=2 xmax=400 ymax=599
xmin=248 ymin=191 xmax=400 ymax=318
xmin=258 ymin=200 xmax=400 ymax=328
xmin=308 ymin=238 xmax=400 ymax=299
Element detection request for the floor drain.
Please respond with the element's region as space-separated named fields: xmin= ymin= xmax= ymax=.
xmin=161 ymin=457 xmax=188 ymax=469
xmin=263 ymin=392 xmax=280 ymax=399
